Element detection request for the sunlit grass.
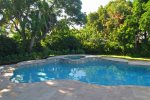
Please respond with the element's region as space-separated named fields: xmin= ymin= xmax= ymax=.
xmin=99 ymin=55 xmax=150 ymax=61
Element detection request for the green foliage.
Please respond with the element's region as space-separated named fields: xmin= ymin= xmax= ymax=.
xmin=117 ymin=16 xmax=136 ymax=54
xmin=78 ymin=0 xmax=150 ymax=56
xmin=0 ymin=0 xmax=85 ymax=52
xmin=43 ymin=20 xmax=83 ymax=51
xmin=0 ymin=35 xmax=19 ymax=56
xmin=0 ymin=49 xmax=85 ymax=65
xmin=78 ymin=0 xmax=132 ymax=54
xmin=139 ymin=0 xmax=150 ymax=33
xmin=0 ymin=0 xmax=150 ymax=65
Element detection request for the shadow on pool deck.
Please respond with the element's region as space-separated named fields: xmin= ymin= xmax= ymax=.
xmin=0 ymin=78 xmax=150 ymax=100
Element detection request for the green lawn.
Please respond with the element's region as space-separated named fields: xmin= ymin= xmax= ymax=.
xmin=99 ymin=55 xmax=150 ymax=61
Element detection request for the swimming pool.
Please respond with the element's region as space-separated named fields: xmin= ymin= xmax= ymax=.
xmin=10 ymin=57 xmax=150 ymax=86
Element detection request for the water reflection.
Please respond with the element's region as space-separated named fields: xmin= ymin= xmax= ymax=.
xmin=69 ymin=69 xmax=86 ymax=80
xmin=10 ymin=59 xmax=150 ymax=86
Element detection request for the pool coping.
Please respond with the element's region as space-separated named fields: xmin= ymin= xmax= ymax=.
xmin=1 ymin=55 xmax=150 ymax=68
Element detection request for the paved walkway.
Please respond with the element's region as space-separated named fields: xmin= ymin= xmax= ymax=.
xmin=0 ymin=79 xmax=150 ymax=100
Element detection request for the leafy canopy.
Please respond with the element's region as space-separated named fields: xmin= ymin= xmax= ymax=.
xmin=0 ymin=0 xmax=86 ymax=52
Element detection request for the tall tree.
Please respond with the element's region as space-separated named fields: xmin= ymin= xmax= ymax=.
xmin=139 ymin=0 xmax=150 ymax=43
xmin=0 ymin=0 xmax=86 ymax=52
xmin=80 ymin=0 xmax=132 ymax=54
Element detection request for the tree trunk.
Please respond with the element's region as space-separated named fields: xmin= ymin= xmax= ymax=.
xmin=21 ymin=30 xmax=28 ymax=52
xmin=29 ymin=37 xmax=35 ymax=52
xmin=143 ymin=31 xmax=148 ymax=43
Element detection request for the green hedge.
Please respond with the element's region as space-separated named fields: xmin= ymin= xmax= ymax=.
xmin=0 ymin=49 xmax=85 ymax=65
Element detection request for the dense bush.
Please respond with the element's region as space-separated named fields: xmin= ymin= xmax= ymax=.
xmin=43 ymin=21 xmax=84 ymax=52
xmin=0 ymin=35 xmax=19 ymax=57
xmin=0 ymin=49 xmax=85 ymax=65
xmin=45 ymin=35 xmax=82 ymax=51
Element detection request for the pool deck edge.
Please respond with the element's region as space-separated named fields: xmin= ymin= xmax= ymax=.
xmin=1 ymin=55 xmax=150 ymax=68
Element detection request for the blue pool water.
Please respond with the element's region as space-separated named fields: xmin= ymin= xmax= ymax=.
xmin=10 ymin=59 xmax=150 ymax=86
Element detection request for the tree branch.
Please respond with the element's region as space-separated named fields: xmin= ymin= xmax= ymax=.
xmin=11 ymin=19 xmax=22 ymax=34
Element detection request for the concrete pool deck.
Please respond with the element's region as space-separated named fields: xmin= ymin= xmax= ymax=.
xmin=0 ymin=55 xmax=150 ymax=100
xmin=1 ymin=80 xmax=150 ymax=100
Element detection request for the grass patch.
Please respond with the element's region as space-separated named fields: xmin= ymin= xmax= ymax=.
xmin=99 ymin=55 xmax=150 ymax=61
